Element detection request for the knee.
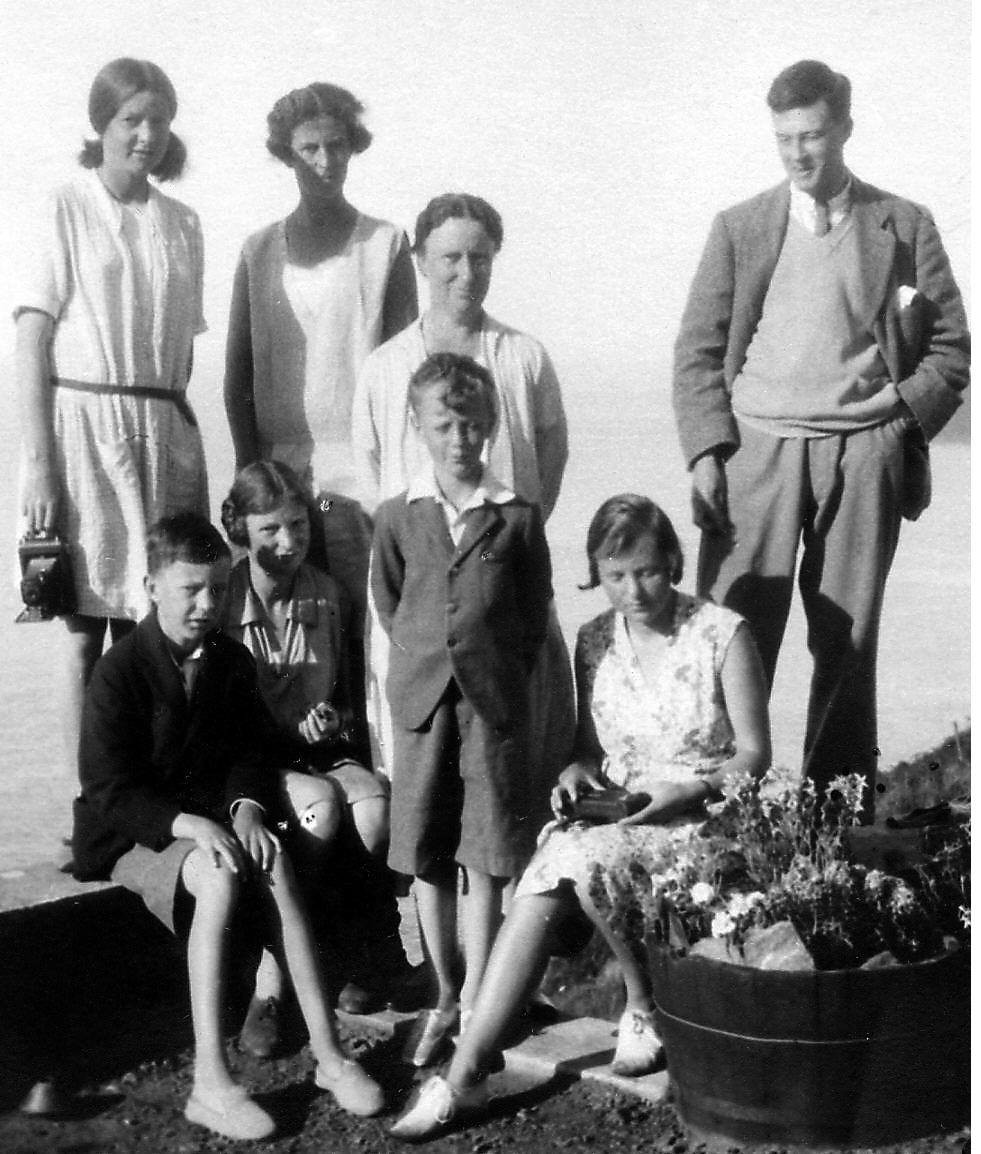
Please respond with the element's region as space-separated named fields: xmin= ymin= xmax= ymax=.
xmin=184 ymin=851 xmax=240 ymax=911
xmin=351 ymin=796 xmax=389 ymax=856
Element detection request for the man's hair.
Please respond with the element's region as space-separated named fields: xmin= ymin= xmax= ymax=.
xmin=146 ymin=511 xmax=230 ymax=575
xmin=767 ymin=60 xmax=851 ymax=124
xmin=407 ymin=353 xmax=498 ymax=428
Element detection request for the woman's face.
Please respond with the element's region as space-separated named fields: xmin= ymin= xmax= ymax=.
xmin=596 ymin=534 xmax=676 ymax=630
xmin=290 ymin=115 xmax=352 ymax=206
xmin=416 ymin=217 xmax=495 ymax=319
xmin=100 ymin=91 xmax=172 ymax=182
xmin=244 ymin=497 xmax=311 ymax=580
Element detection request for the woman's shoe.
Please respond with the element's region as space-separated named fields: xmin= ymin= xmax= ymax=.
xmin=239 ymin=995 xmax=281 ymax=1058
xmin=402 ymin=1005 xmax=459 ymax=1068
xmin=389 ymin=1074 xmax=489 ymax=1141
xmin=611 ymin=1008 xmax=664 ymax=1077
xmin=315 ymin=1058 xmax=385 ymax=1117
xmin=184 ymin=1084 xmax=276 ymax=1141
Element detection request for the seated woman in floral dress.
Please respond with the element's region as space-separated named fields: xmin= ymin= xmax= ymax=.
xmin=390 ymin=494 xmax=771 ymax=1141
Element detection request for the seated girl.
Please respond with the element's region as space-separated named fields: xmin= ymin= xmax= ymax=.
xmin=221 ymin=460 xmax=416 ymax=1053
xmin=390 ymin=494 xmax=771 ymax=1140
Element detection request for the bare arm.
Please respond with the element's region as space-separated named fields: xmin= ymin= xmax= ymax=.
xmin=16 ymin=309 xmax=58 ymax=534
xmin=380 ymin=236 xmax=419 ymax=342
xmin=223 ymin=255 xmax=260 ymax=472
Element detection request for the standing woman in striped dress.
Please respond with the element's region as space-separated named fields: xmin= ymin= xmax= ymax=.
xmin=15 ymin=58 xmax=209 ymax=776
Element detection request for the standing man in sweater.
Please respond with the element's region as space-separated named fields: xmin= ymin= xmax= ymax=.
xmin=673 ymin=59 xmax=969 ymax=815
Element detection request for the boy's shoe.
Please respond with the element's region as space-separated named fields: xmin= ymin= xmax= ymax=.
xmin=314 ymin=1058 xmax=385 ymax=1117
xmin=610 ymin=1008 xmax=663 ymax=1077
xmin=402 ymin=1005 xmax=459 ymax=1068
xmin=184 ymin=1084 xmax=276 ymax=1141
xmin=239 ymin=995 xmax=281 ymax=1059
xmin=390 ymin=1074 xmax=489 ymax=1141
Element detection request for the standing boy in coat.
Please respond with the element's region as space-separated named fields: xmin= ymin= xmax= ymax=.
xmin=371 ymin=353 xmax=552 ymax=1068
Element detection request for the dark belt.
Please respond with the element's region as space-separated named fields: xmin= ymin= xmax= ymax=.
xmin=52 ymin=378 xmax=198 ymax=427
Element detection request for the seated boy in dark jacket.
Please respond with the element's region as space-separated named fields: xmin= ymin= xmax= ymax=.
xmin=72 ymin=511 xmax=383 ymax=1141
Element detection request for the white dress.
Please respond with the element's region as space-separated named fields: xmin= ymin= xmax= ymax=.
xmin=515 ymin=595 xmax=743 ymax=945
xmin=16 ymin=170 xmax=208 ymax=618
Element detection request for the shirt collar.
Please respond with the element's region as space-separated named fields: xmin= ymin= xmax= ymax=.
xmin=789 ymin=172 xmax=853 ymax=230
xmin=406 ymin=463 xmax=515 ymax=510
xmin=227 ymin=560 xmax=321 ymax=628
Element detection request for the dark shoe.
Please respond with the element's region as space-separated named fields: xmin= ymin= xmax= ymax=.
xmin=239 ymin=996 xmax=281 ymax=1059
xmin=401 ymin=1005 xmax=459 ymax=1068
xmin=385 ymin=962 xmax=432 ymax=1012
xmin=337 ymin=980 xmax=380 ymax=1015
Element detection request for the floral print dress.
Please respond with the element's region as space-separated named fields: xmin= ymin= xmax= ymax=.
xmin=514 ymin=593 xmax=743 ymax=945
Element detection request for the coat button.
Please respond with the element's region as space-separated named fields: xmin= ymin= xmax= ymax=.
xmin=447 ymin=637 xmax=458 ymax=648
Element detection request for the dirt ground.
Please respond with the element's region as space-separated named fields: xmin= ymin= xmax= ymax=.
xmin=0 ymin=1024 xmax=971 ymax=1154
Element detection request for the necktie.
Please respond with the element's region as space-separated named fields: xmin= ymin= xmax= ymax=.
xmin=813 ymin=200 xmax=830 ymax=237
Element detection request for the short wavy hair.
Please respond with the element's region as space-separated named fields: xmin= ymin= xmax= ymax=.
xmin=146 ymin=511 xmax=229 ymax=575
xmin=413 ymin=193 xmax=504 ymax=254
xmin=221 ymin=460 xmax=317 ymax=548
xmin=407 ymin=353 xmax=498 ymax=430
xmin=79 ymin=58 xmax=186 ymax=181
xmin=767 ymin=60 xmax=852 ymax=125
xmin=581 ymin=494 xmax=684 ymax=590
xmin=265 ymin=82 xmax=372 ymax=164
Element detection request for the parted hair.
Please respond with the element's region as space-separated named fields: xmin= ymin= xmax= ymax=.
xmin=79 ymin=58 xmax=186 ymax=181
xmin=221 ymin=460 xmax=316 ymax=548
xmin=413 ymin=193 xmax=504 ymax=254
xmin=582 ymin=494 xmax=684 ymax=590
xmin=407 ymin=353 xmax=498 ymax=429
xmin=265 ymin=82 xmax=372 ymax=164
xmin=146 ymin=511 xmax=230 ymax=575
xmin=767 ymin=60 xmax=852 ymax=125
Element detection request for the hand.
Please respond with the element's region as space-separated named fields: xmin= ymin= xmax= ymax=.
xmin=691 ymin=454 xmax=732 ymax=537
xmin=551 ymin=762 xmax=606 ymax=820
xmin=173 ymin=813 xmax=247 ymax=874
xmin=232 ymin=801 xmax=281 ymax=873
xmin=618 ymin=780 xmax=705 ymax=827
xmin=298 ymin=702 xmax=342 ymax=745
xmin=21 ymin=463 xmax=60 ymax=536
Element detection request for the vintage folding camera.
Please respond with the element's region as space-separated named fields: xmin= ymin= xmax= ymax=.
xmin=16 ymin=533 xmax=76 ymax=623
xmin=563 ymin=786 xmax=651 ymax=824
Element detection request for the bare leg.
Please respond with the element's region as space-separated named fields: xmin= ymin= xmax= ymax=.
xmin=61 ymin=616 xmax=107 ymax=777
xmin=459 ymin=868 xmax=508 ymax=1014
xmin=447 ymin=892 xmax=563 ymax=1088
xmin=414 ymin=872 xmax=459 ymax=1011
xmin=180 ymin=849 xmax=241 ymax=1095
xmin=575 ymin=884 xmax=652 ymax=1011
xmin=261 ymin=853 xmax=347 ymax=1069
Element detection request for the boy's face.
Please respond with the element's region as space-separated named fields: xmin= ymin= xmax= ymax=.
xmin=145 ymin=558 xmax=231 ymax=655
xmin=413 ymin=386 xmax=492 ymax=486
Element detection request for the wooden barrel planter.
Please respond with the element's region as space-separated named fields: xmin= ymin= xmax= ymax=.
xmin=648 ymin=942 xmax=970 ymax=1149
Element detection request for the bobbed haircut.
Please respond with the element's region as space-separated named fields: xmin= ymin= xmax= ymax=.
xmin=220 ymin=460 xmax=316 ymax=548
xmin=767 ymin=60 xmax=852 ymax=125
xmin=413 ymin=193 xmax=504 ymax=254
xmin=407 ymin=353 xmax=498 ymax=429
xmin=79 ymin=58 xmax=186 ymax=180
xmin=582 ymin=494 xmax=684 ymax=590
xmin=146 ymin=511 xmax=230 ymax=576
xmin=265 ymin=82 xmax=372 ymax=164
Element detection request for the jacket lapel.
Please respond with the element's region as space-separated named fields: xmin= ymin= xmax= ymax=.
xmin=453 ymin=504 xmax=504 ymax=565
xmin=849 ymin=179 xmax=897 ymax=333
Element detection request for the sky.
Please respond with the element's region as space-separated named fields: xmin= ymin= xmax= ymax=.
xmin=0 ymin=0 xmax=971 ymax=419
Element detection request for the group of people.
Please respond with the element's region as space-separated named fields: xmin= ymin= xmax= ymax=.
xmin=14 ymin=51 xmax=967 ymax=1144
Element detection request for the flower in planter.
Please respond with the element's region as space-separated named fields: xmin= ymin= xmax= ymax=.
xmin=651 ymin=768 xmax=970 ymax=970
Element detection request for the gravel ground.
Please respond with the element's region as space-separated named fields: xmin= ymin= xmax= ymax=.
xmin=0 ymin=1020 xmax=970 ymax=1154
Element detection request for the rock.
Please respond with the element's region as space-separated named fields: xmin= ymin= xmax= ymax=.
xmin=860 ymin=949 xmax=901 ymax=969
xmin=741 ymin=921 xmax=815 ymax=970
xmin=689 ymin=936 xmax=743 ymax=964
